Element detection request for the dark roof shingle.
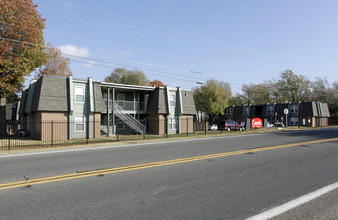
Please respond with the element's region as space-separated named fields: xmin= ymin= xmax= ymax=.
xmin=31 ymin=76 xmax=68 ymax=112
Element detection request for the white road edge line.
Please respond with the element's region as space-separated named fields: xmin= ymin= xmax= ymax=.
xmin=246 ymin=181 xmax=338 ymax=220
xmin=0 ymin=133 xmax=266 ymax=158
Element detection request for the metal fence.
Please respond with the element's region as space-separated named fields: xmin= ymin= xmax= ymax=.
xmin=1 ymin=118 xmax=257 ymax=150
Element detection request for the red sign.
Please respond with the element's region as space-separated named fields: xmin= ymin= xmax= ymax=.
xmin=251 ymin=118 xmax=263 ymax=129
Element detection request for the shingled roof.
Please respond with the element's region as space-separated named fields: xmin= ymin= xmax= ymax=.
xmin=147 ymin=88 xmax=167 ymax=114
xmin=181 ymin=90 xmax=196 ymax=115
xmin=318 ymin=102 xmax=330 ymax=117
xmin=27 ymin=76 xmax=107 ymax=113
xmin=93 ymin=82 xmax=105 ymax=113
xmin=31 ymin=76 xmax=68 ymax=112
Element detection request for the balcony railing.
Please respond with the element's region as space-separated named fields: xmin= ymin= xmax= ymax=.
xmin=104 ymin=100 xmax=145 ymax=112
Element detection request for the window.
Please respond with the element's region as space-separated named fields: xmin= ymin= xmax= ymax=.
xmin=290 ymin=117 xmax=299 ymax=125
xmin=244 ymin=107 xmax=249 ymax=115
xmin=169 ymin=117 xmax=177 ymax=130
xmin=117 ymin=94 xmax=125 ymax=107
xmin=117 ymin=121 xmax=125 ymax=129
xmin=290 ymin=105 xmax=298 ymax=113
xmin=75 ymin=116 xmax=85 ymax=132
xmin=170 ymin=94 xmax=176 ymax=107
xmin=75 ymin=87 xmax=85 ymax=103
xmin=103 ymin=93 xmax=113 ymax=110
xmin=268 ymin=106 xmax=274 ymax=114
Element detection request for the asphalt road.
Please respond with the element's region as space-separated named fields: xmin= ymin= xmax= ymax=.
xmin=0 ymin=128 xmax=337 ymax=219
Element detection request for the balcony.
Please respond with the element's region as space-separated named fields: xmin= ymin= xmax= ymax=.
xmin=104 ymin=100 xmax=145 ymax=112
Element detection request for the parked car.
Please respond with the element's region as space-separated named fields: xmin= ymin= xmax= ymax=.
xmin=208 ymin=124 xmax=218 ymax=131
xmin=218 ymin=120 xmax=244 ymax=131
xmin=274 ymin=122 xmax=284 ymax=127
xmin=240 ymin=121 xmax=246 ymax=130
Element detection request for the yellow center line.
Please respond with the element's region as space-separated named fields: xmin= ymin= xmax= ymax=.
xmin=1 ymin=138 xmax=337 ymax=190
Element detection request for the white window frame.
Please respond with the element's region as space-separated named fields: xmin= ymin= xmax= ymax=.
xmin=75 ymin=86 xmax=85 ymax=103
xmin=170 ymin=94 xmax=176 ymax=107
xmin=168 ymin=117 xmax=177 ymax=130
xmin=117 ymin=94 xmax=125 ymax=107
xmin=75 ymin=115 xmax=85 ymax=132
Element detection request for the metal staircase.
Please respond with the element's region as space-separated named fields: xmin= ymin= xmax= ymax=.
xmin=113 ymin=103 xmax=144 ymax=134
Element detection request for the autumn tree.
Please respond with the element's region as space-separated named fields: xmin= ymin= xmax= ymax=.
xmin=105 ymin=68 xmax=149 ymax=86
xmin=310 ymin=78 xmax=338 ymax=122
xmin=193 ymin=79 xmax=232 ymax=122
xmin=5 ymin=91 xmax=20 ymax=103
xmin=239 ymin=82 xmax=274 ymax=105
xmin=35 ymin=42 xmax=72 ymax=78
xmin=228 ymin=95 xmax=245 ymax=106
xmin=241 ymin=83 xmax=256 ymax=105
xmin=0 ymin=0 xmax=46 ymax=136
xmin=149 ymin=79 xmax=164 ymax=87
xmin=276 ymin=70 xmax=311 ymax=102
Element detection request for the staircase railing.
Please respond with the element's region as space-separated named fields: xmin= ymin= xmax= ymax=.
xmin=113 ymin=103 xmax=144 ymax=134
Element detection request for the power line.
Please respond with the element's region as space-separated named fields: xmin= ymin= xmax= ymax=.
xmin=62 ymin=53 xmax=208 ymax=81
xmin=51 ymin=0 xmax=251 ymax=52
xmin=42 ymin=9 xmax=244 ymax=56
xmin=0 ymin=1 xmax=242 ymax=73
xmin=2 ymin=38 xmax=337 ymax=94
xmin=0 ymin=20 xmax=225 ymax=67
xmin=46 ymin=31 xmax=227 ymax=66
xmin=40 ymin=4 xmax=242 ymax=53
xmin=70 ymin=59 xmax=200 ymax=84
xmin=0 ymin=37 xmax=208 ymax=84
xmin=6 ymin=0 xmax=246 ymax=54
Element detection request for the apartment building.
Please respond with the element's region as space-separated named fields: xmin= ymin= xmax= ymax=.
xmin=225 ymin=102 xmax=330 ymax=128
xmin=18 ymin=76 xmax=196 ymax=140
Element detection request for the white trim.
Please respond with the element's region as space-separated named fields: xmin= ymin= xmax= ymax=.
xmin=168 ymin=116 xmax=177 ymax=130
xmin=169 ymin=94 xmax=176 ymax=107
xmin=75 ymin=86 xmax=85 ymax=103
xmin=100 ymin=82 xmax=155 ymax=91
xmin=75 ymin=115 xmax=85 ymax=132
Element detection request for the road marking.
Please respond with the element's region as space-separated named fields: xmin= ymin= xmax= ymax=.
xmin=246 ymin=181 xmax=338 ymax=220
xmin=0 ymin=138 xmax=337 ymax=190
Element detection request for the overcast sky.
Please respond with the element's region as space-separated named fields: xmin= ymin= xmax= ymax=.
xmin=32 ymin=0 xmax=338 ymax=93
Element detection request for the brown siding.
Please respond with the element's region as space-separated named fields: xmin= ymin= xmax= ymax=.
xmin=148 ymin=114 xmax=166 ymax=135
xmin=39 ymin=112 xmax=68 ymax=141
xmin=312 ymin=117 xmax=316 ymax=127
xmin=92 ymin=113 xmax=101 ymax=138
xmin=320 ymin=118 xmax=328 ymax=127
xmin=180 ymin=115 xmax=194 ymax=133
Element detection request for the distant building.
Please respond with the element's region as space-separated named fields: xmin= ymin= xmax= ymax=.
xmin=225 ymin=102 xmax=330 ymax=128
xmin=18 ymin=76 xmax=196 ymax=140
xmin=5 ymin=102 xmax=19 ymax=135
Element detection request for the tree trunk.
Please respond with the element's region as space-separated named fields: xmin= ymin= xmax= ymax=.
xmin=0 ymin=96 xmax=6 ymax=137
